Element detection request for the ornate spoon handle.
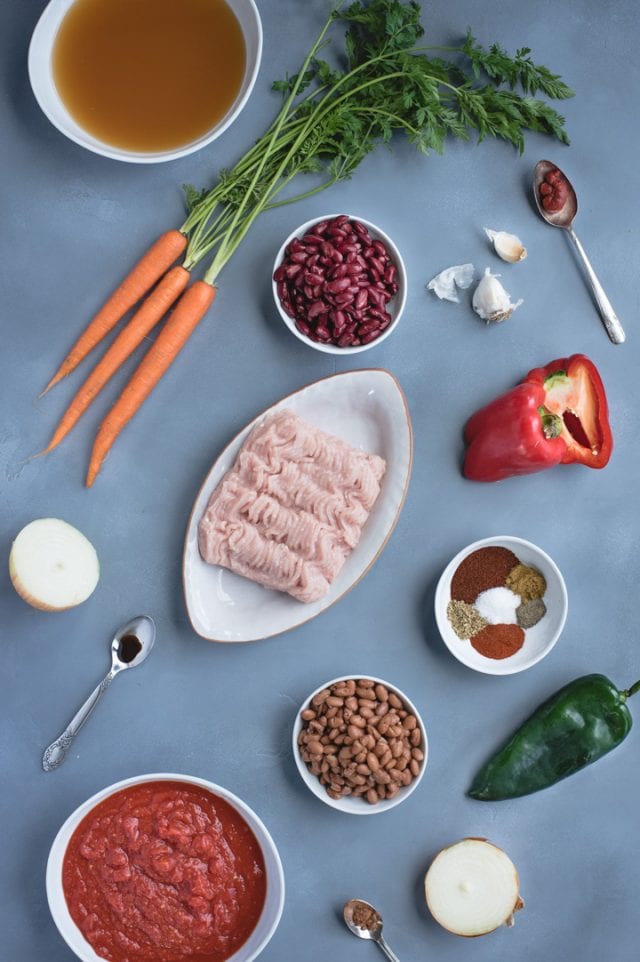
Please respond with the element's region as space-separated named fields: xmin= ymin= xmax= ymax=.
xmin=568 ymin=228 xmax=626 ymax=345
xmin=42 ymin=669 xmax=116 ymax=771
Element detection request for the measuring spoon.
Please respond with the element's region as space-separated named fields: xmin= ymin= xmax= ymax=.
xmin=533 ymin=159 xmax=625 ymax=344
xmin=343 ymin=899 xmax=400 ymax=962
xmin=42 ymin=615 xmax=155 ymax=771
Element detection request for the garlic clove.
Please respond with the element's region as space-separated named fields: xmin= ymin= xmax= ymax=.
xmin=427 ymin=263 xmax=475 ymax=303
xmin=484 ymin=228 xmax=527 ymax=263
xmin=472 ymin=268 xmax=523 ymax=323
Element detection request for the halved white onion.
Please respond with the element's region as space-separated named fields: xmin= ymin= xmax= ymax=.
xmin=9 ymin=518 xmax=99 ymax=611
xmin=425 ymin=838 xmax=523 ymax=937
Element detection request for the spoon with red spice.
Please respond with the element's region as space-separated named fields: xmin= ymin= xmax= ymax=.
xmin=533 ymin=160 xmax=625 ymax=345
xmin=42 ymin=615 xmax=155 ymax=771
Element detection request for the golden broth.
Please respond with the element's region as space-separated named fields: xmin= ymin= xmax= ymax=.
xmin=53 ymin=0 xmax=246 ymax=152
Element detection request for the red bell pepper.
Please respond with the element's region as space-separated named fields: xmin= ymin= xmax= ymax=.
xmin=464 ymin=353 xmax=612 ymax=482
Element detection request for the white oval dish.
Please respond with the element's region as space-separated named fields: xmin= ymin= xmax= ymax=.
xmin=46 ymin=773 xmax=285 ymax=962
xmin=292 ymin=675 xmax=428 ymax=815
xmin=183 ymin=369 xmax=412 ymax=642
xmin=434 ymin=536 xmax=568 ymax=676
xmin=272 ymin=214 xmax=407 ymax=355
xmin=28 ymin=0 xmax=262 ymax=164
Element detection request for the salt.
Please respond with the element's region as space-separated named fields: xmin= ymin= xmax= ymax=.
xmin=475 ymin=586 xmax=520 ymax=625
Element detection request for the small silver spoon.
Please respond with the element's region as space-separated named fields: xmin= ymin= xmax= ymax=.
xmin=533 ymin=159 xmax=625 ymax=345
xmin=42 ymin=615 xmax=156 ymax=772
xmin=343 ymin=899 xmax=400 ymax=962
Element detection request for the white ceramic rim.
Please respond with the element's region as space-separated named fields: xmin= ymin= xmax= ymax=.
xmin=46 ymin=773 xmax=285 ymax=962
xmin=182 ymin=368 xmax=413 ymax=642
xmin=292 ymin=674 xmax=428 ymax=814
xmin=27 ymin=0 xmax=263 ymax=164
xmin=434 ymin=535 xmax=569 ymax=676
xmin=271 ymin=213 xmax=408 ymax=354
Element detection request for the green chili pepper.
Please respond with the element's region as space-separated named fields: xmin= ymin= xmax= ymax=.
xmin=469 ymin=674 xmax=640 ymax=801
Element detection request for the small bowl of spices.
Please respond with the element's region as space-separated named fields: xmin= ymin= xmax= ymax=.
xmin=434 ymin=536 xmax=568 ymax=676
xmin=293 ymin=675 xmax=427 ymax=814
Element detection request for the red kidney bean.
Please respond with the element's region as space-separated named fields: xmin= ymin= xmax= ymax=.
xmin=334 ymin=292 xmax=354 ymax=307
xmin=275 ymin=215 xmax=400 ymax=348
xmin=326 ymin=277 xmax=351 ymax=294
xmin=355 ymin=289 xmax=368 ymax=311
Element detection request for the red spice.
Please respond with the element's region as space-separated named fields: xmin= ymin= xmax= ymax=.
xmin=451 ymin=546 xmax=519 ymax=604
xmin=471 ymin=623 xmax=525 ymax=659
xmin=539 ymin=166 xmax=570 ymax=213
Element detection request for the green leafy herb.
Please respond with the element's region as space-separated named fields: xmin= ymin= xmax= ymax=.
xmin=180 ymin=0 xmax=574 ymax=283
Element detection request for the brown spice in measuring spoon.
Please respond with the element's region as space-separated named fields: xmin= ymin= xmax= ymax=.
xmin=352 ymin=902 xmax=381 ymax=931
xmin=451 ymin=547 xmax=520 ymax=604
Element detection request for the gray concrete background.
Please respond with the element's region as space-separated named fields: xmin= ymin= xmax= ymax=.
xmin=2 ymin=1 xmax=639 ymax=960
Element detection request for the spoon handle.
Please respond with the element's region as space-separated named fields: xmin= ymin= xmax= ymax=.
xmin=568 ymin=228 xmax=626 ymax=344
xmin=42 ymin=668 xmax=117 ymax=771
xmin=376 ymin=934 xmax=401 ymax=962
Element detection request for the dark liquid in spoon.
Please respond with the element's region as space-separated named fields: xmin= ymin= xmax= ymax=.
xmin=118 ymin=635 xmax=142 ymax=664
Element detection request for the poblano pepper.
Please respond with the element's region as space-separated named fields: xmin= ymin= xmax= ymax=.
xmin=469 ymin=674 xmax=639 ymax=800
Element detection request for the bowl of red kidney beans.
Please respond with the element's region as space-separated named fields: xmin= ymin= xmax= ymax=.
xmin=272 ymin=213 xmax=407 ymax=354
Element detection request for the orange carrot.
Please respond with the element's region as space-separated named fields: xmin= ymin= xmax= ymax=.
xmin=86 ymin=280 xmax=216 ymax=487
xmin=43 ymin=267 xmax=191 ymax=455
xmin=42 ymin=229 xmax=187 ymax=395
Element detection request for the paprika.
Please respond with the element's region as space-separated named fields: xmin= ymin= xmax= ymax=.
xmin=471 ymin=624 xmax=525 ymax=660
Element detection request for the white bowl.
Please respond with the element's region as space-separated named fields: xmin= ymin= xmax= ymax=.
xmin=434 ymin=536 xmax=568 ymax=676
xmin=292 ymin=675 xmax=427 ymax=814
xmin=46 ymin=773 xmax=285 ymax=962
xmin=28 ymin=0 xmax=262 ymax=163
xmin=183 ymin=369 xmax=412 ymax=642
xmin=272 ymin=214 xmax=407 ymax=354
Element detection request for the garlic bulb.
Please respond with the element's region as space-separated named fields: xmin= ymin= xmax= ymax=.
xmin=484 ymin=228 xmax=527 ymax=263
xmin=427 ymin=263 xmax=475 ymax=303
xmin=472 ymin=268 xmax=523 ymax=323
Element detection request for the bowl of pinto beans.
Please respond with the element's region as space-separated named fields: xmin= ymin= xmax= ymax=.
xmin=272 ymin=214 xmax=407 ymax=354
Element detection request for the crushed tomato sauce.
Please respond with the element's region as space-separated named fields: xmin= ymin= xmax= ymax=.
xmin=62 ymin=781 xmax=267 ymax=962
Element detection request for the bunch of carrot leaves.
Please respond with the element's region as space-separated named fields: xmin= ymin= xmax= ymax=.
xmin=183 ymin=0 xmax=573 ymax=282
xmin=42 ymin=0 xmax=574 ymax=484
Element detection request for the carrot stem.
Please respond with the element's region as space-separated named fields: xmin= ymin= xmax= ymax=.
xmin=85 ymin=280 xmax=215 ymax=487
xmin=41 ymin=229 xmax=187 ymax=396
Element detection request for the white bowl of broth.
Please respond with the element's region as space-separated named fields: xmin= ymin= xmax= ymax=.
xmin=28 ymin=0 xmax=262 ymax=163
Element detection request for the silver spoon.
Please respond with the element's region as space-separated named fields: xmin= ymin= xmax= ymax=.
xmin=343 ymin=899 xmax=400 ymax=962
xmin=42 ymin=615 xmax=156 ymax=772
xmin=533 ymin=159 xmax=625 ymax=345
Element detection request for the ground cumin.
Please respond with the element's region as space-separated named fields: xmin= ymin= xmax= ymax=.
xmin=471 ymin=623 xmax=525 ymax=659
xmin=506 ymin=563 xmax=546 ymax=603
xmin=351 ymin=902 xmax=381 ymax=932
xmin=451 ymin=547 xmax=520 ymax=604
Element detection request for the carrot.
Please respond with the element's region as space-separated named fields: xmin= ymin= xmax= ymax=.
xmin=42 ymin=267 xmax=191 ymax=455
xmin=41 ymin=229 xmax=187 ymax=395
xmin=86 ymin=280 xmax=216 ymax=487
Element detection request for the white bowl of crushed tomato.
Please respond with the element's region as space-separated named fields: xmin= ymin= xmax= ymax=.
xmin=46 ymin=774 xmax=285 ymax=962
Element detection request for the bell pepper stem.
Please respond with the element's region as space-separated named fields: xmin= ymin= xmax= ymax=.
xmin=538 ymin=407 xmax=563 ymax=440
xmin=622 ymin=679 xmax=640 ymax=700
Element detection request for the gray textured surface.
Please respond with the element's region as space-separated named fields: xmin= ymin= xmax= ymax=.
xmin=2 ymin=1 xmax=639 ymax=960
